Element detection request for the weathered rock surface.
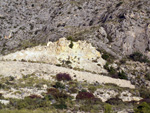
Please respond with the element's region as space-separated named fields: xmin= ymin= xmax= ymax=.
xmin=0 ymin=0 xmax=150 ymax=58
xmin=119 ymin=91 xmax=142 ymax=102
xmin=118 ymin=60 xmax=150 ymax=88
xmin=94 ymin=89 xmax=141 ymax=102
xmin=0 ymin=38 xmax=106 ymax=73
xmin=94 ymin=89 xmax=118 ymax=102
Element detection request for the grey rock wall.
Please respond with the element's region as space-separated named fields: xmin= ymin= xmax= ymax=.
xmin=0 ymin=0 xmax=150 ymax=58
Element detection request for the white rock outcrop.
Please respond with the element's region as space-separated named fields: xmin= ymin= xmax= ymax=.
xmin=0 ymin=99 xmax=9 ymax=105
xmin=0 ymin=37 xmax=106 ymax=73
xmin=94 ymin=89 xmax=118 ymax=102
xmin=119 ymin=91 xmax=142 ymax=102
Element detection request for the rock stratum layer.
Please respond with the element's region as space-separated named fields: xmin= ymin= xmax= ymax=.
xmin=0 ymin=38 xmax=106 ymax=73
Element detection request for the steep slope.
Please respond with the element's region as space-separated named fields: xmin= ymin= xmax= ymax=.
xmin=0 ymin=0 xmax=150 ymax=58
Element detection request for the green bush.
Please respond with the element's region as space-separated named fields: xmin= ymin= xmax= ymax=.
xmin=102 ymin=54 xmax=110 ymax=61
xmin=46 ymin=88 xmax=69 ymax=100
xmin=9 ymin=96 xmax=52 ymax=110
xmin=101 ymin=52 xmax=114 ymax=63
xmin=78 ymin=100 xmax=103 ymax=112
xmin=109 ymin=66 xmax=116 ymax=75
xmin=69 ymin=87 xmax=78 ymax=94
xmin=0 ymin=109 xmax=56 ymax=113
xmin=77 ymin=98 xmax=103 ymax=112
xmin=88 ymin=85 xmax=97 ymax=93
xmin=104 ymin=63 xmax=128 ymax=80
xmin=118 ymin=70 xmax=128 ymax=80
xmin=129 ymin=52 xmax=150 ymax=63
xmin=53 ymin=100 xmax=67 ymax=109
xmin=0 ymin=93 xmax=3 ymax=99
xmin=119 ymin=58 xmax=126 ymax=64
xmin=104 ymin=104 xmax=112 ymax=113
xmin=104 ymin=63 xmax=118 ymax=78
xmin=67 ymin=36 xmax=73 ymax=41
xmin=139 ymin=88 xmax=150 ymax=99
xmin=53 ymin=82 xmax=65 ymax=89
xmin=67 ymin=36 xmax=74 ymax=48
xmin=145 ymin=72 xmax=150 ymax=81
xmin=0 ymin=102 xmax=5 ymax=109
xmin=130 ymin=52 xmax=143 ymax=61
xmin=116 ymin=1 xmax=123 ymax=7
xmin=134 ymin=102 xmax=150 ymax=113
xmin=69 ymin=40 xmax=74 ymax=48
xmin=81 ymin=89 xmax=87 ymax=92
xmin=104 ymin=63 xmax=116 ymax=75
xmin=0 ymin=83 xmax=7 ymax=89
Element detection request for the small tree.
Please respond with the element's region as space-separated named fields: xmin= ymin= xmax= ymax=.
xmin=104 ymin=104 xmax=112 ymax=113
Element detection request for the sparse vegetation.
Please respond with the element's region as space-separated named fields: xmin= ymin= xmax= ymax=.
xmin=88 ymin=85 xmax=97 ymax=93
xmin=106 ymin=97 xmax=123 ymax=105
xmin=145 ymin=72 xmax=150 ymax=81
xmin=119 ymin=58 xmax=127 ymax=64
xmin=0 ymin=109 xmax=57 ymax=113
xmin=129 ymin=52 xmax=150 ymax=63
xmin=134 ymin=102 xmax=150 ymax=113
xmin=0 ymin=72 xmax=142 ymax=112
xmin=104 ymin=104 xmax=112 ymax=113
xmin=21 ymin=40 xmax=39 ymax=49
xmin=139 ymin=87 xmax=150 ymax=99
xmin=104 ymin=63 xmax=128 ymax=80
xmin=67 ymin=36 xmax=74 ymax=48
xmin=53 ymin=82 xmax=65 ymax=89
xmin=118 ymin=70 xmax=128 ymax=80
xmin=101 ymin=51 xmax=115 ymax=63
xmin=116 ymin=1 xmax=123 ymax=7
xmin=69 ymin=40 xmax=74 ymax=48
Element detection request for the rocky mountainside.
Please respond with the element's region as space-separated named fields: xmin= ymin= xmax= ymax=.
xmin=0 ymin=0 xmax=150 ymax=58
xmin=0 ymin=38 xmax=143 ymax=112
xmin=0 ymin=38 xmax=134 ymax=88
xmin=0 ymin=37 xmax=150 ymax=112
xmin=1 ymin=0 xmax=150 ymax=112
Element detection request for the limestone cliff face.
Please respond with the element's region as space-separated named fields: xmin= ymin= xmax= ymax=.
xmin=0 ymin=38 xmax=106 ymax=73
